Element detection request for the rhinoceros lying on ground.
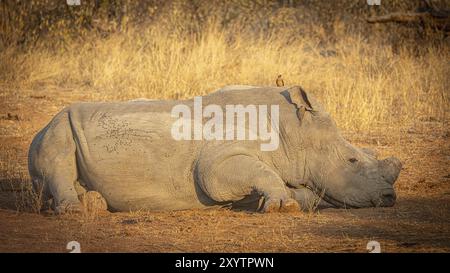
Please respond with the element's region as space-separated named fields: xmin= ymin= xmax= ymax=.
xmin=28 ymin=85 xmax=401 ymax=213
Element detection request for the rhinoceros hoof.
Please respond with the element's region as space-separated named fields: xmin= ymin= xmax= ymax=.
xmin=79 ymin=191 xmax=108 ymax=212
xmin=55 ymin=202 xmax=84 ymax=215
xmin=263 ymin=198 xmax=300 ymax=213
xmin=280 ymin=199 xmax=301 ymax=212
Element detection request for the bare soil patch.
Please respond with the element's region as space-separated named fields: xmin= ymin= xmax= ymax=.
xmin=0 ymin=88 xmax=449 ymax=253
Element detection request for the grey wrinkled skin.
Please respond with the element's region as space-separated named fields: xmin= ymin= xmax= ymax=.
xmin=28 ymin=85 xmax=401 ymax=213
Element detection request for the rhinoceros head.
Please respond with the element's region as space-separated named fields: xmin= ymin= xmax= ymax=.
xmin=283 ymin=87 xmax=401 ymax=208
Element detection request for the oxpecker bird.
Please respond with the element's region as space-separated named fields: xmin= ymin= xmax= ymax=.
xmin=276 ymin=75 xmax=284 ymax=87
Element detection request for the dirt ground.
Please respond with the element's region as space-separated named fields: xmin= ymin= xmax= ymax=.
xmin=0 ymin=87 xmax=449 ymax=253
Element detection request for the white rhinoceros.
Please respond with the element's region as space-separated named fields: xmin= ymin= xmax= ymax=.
xmin=28 ymin=85 xmax=401 ymax=213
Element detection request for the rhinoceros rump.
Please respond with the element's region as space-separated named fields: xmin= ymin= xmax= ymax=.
xmin=28 ymin=86 xmax=401 ymax=213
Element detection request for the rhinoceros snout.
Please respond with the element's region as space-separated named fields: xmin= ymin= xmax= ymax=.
xmin=380 ymin=157 xmax=402 ymax=185
xmin=380 ymin=189 xmax=396 ymax=206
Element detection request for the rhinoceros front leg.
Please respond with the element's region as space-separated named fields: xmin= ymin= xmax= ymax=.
xmin=197 ymin=155 xmax=300 ymax=213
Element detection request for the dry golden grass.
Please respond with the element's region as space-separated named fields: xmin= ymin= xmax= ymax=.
xmin=1 ymin=24 xmax=448 ymax=133
xmin=1 ymin=1 xmax=448 ymax=133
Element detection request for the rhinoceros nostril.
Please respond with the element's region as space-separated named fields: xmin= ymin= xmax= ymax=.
xmin=382 ymin=193 xmax=395 ymax=200
xmin=380 ymin=191 xmax=396 ymax=206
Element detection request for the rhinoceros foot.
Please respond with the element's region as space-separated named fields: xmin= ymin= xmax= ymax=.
xmin=262 ymin=198 xmax=300 ymax=213
xmin=55 ymin=201 xmax=84 ymax=215
xmin=79 ymin=191 xmax=108 ymax=213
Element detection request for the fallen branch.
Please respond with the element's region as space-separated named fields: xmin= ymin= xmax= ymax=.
xmin=367 ymin=12 xmax=431 ymax=23
xmin=367 ymin=11 xmax=450 ymax=32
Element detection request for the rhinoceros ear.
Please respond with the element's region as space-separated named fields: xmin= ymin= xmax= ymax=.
xmin=283 ymin=86 xmax=314 ymax=120
xmin=286 ymin=86 xmax=313 ymax=111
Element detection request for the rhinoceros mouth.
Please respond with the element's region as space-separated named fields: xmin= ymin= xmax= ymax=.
xmin=295 ymin=183 xmax=360 ymax=209
xmin=322 ymin=194 xmax=362 ymax=209
xmin=320 ymin=188 xmax=397 ymax=209
xmin=370 ymin=188 xmax=397 ymax=207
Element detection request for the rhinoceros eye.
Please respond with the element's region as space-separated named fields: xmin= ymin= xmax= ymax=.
xmin=348 ymin=158 xmax=358 ymax=163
